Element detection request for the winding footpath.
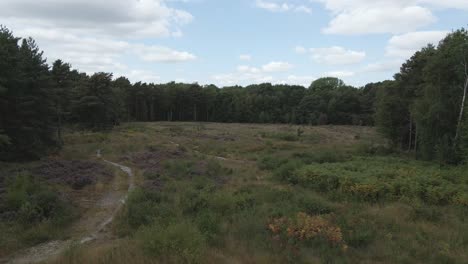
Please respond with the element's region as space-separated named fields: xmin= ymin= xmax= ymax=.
xmin=3 ymin=150 xmax=134 ymax=264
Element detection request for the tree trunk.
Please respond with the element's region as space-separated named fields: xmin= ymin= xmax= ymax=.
xmin=56 ymin=105 xmax=63 ymax=146
xmin=408 ymin=116 xmax=413 ymax=152
xmin=414 ymin=124 xmax=418 ymax=154
xmin=455 ymin=75 xmax=468 ymax=142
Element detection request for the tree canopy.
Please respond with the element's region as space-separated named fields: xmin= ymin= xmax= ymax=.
xmin=1 ymin=26 xmax=467 ymax=163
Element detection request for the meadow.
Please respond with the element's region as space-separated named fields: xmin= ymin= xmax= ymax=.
xmin=1 ymin=122 xmax=467 ymax=263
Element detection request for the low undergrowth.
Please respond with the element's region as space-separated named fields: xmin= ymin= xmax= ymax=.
xmin=114 ymin=157 xmax=344 ymax=263
xmin=0 ymin=173 xmax=75 ymax=257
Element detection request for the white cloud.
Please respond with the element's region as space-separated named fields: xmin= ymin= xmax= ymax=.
xmin=285 ymin=75 xmax=316 ymax=86
xmin=117 ymin=70 xmax=161 ymax=84
xmin=212 ymin=72 xmax=273 ymax=86
xmin=255 ymin=0 xmax=312 ymax=13
xmin=361 ymin=60 xmax=403 ymax=73
xmin=386 ymin=30 xmax=449 ymax=57
xmin=212 ymin=61 xmax=293 ymax=86
xmin=134 ymin=45 xmax=196 ymax=63
xmin=295 ymin=5 xmax=313 ymax=14
xmin=323 ymin=71 xmax=355 ymax=78
xmin=324 ymin=7 xmax=435 ymax=35
xmin=237 ymin=61 xmax=292 ymax=74
xmin=317 ymin=0 xmax=437 ymax=35
xmin=262 ymin=61 xmax=293 ymax=72
xmin=1 ymin=0 xmax=193 ymax=38
xmin=295 ymin=45 xmax=307 ymax=54
xmin=310 ymin=46 xmax=366 ymax=65
xmin=13 ymin=28 xmax=196 ymax=75
xmin=2 ymin=1 xmax=196 ymax=76
xmin=237 ymin=65 xmax=262 ymax=74
xmin=240 ymin=54 xmax=252 ymax=61
xmin=420 ymin=0 xmax=468 ymax=10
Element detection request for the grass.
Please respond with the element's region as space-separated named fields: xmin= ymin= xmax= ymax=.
xmin=2 ymin=122 xmax=468 ymax=263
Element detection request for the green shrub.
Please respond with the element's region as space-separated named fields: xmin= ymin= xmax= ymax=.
xmin=195 ymin=211 xmax=222 ymax=245
xmin=272 ymin=159 xmax=304 ymax=184
xmin=293 ymin=149 xmax=349 ymax=164
xmin=205 ymin=159 xmax=233 ymax=179
xmin=294 ymin=168 xmax=340 ymax=192
xmin=5 ymin=173 xmax=73 ymax=225
xmin=163 ymin=160 xmax=194 ymax=178
xmin=296 ymin=192 xmax=335 ymax=215
xmin=137 ymin=221 xmax=206 ymax=263
xmin=142 ymin=170 xmax=161 ymax=180
xmin=409 ymin=203 xmax=441 ymax=222
xmin=180 ymin=189 xmax=209 ymax=215
xmin=258 ymin=155 xmax=288 ymax=170
xmin=337 ymin=208 xmax=377 ymax=248
xmin=341 ymin=181 xmax=389 ymax=202
xmin=232 ymin=188 xmax=256 ymax=211
xmin=260 ymin=132 xmax=298 ymax=141
xmin=207 ymin=191 xmax=236 ymax=216
xmin=353 ymin=143 xmax=393 ymax=156
xmin=124 ymin=188 xmax=162 ymax=228
xmin=291 ymin=157 xmax=467 ymax=205
xmin=229 ymin=209 xmax=272 ymax=250
xmin=343 ymin=223 xmax=376 ymax=248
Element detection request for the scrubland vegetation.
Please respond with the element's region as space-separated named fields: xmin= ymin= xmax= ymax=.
xmin=2 ymin=123 xmax=465 ymax=263
xmin=1 ymin=25 xmax=468 ymax=263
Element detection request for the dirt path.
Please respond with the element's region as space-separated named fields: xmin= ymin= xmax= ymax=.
xmin=2 ymin=151 xmax=134 ymax=264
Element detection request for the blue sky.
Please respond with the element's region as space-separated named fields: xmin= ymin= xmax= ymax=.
xmin=1 ymin=0 xmax=467 ymax=87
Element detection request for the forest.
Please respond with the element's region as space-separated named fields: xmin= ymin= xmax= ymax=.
xmin=2 ymin=26 xmax=467 ymax=164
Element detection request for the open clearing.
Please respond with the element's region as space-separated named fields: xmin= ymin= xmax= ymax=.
xmin=1 ymin=122 xmax=467 ymax=263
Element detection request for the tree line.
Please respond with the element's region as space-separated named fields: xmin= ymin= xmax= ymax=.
xmin=375 ymin=28 xmax=468 ymax=164
xmin=1 ymin=25 xmax=467 ymax=163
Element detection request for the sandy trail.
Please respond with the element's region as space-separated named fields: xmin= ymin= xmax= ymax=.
xmin=2 ymin=150 xmax=134 ymax=264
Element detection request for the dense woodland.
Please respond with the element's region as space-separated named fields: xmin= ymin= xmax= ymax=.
xmin=1 ymin=26 xmax=467 ymax=163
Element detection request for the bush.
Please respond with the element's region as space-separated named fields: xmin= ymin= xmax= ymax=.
xmin=273 ymin=160 xmax=304 ymax=184
xmin=180 ymin=189 xmax=209 ymax=215
xmin=163 ymin=160 xmax=194 ymax=178
xmin=205 ymin=159 xmax=233 ymax=181
xmin=336 ymin=208 xmax=377 ymax=248
xmin=137 ymin=221 xmax=206 ymax=263
xmin=260 ymin=132 xmax=298 ymax=142
xmin=258 ymin=155 xmax=288 ymax=170
xmin=297 ymin=193 xmax=335 ymax=215
xmin=4 ymin=173 xmax=73 ymax=225
xmin=293 ymin=168 xmax=340 ymax=192
xmin=353 ymin=143 xmax=393 ymax=156
xmin=195 ymin=211 xmax=222 ymax=245
xmin=124 ymin=188 xmax=162 ymax=228
xmin=293 ymin=149 xmax=349 ymax=164
xmin=409 ymin=204 xmax=441 ymax=222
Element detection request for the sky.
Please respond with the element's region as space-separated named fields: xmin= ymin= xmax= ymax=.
xmin=1 ymin=0 xmax=467 ymax=87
